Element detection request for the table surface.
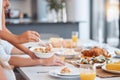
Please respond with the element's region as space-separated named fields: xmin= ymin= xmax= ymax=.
xmin=18 ymin=39 xmax=120 ymax=80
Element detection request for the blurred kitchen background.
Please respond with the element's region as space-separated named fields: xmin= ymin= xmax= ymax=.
xmin=6 ymin=0 xmax=120 ymax=48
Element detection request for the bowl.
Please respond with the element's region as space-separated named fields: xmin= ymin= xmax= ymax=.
xmin=53 ymin=48 xmax=79 ymax=59
xmin=30 ymin=47 xmax=54 ymax=58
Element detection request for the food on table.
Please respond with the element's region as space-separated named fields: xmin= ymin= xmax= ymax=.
xmin=62 ymin=39 xmax=76 ymax=48
xmin=34 ymin=46 xmax=51 ymax=53
xmin=49 ymin=38 xmax=63 ymax=48
xmin=60 ymin=67 xmax=71 ymax=74
xmin=106 ymin=61 xmax=120 ymax=71
xmin=49 ymin=38 xmax=76 ymax=48
xmin=75 ymin=55 xmax=110 ymax=64
xmin=81 ymin=47 xmax=111 ymax=58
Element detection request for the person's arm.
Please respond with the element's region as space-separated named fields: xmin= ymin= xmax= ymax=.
xmin=11 ymin=44 xmax=37 ymax=59
xmin=0 ymin=30 xmax=37 ymax=58
xmin=0 ymin=30 xmax=40 ymax=44
xmin=0 ymin=65 xmax=6 ymax=80
xmin=9 ymin=55 xmax=64 ymax=67
xmin=9 ymin=56 xmax=40 ymax=67
xmin=11 ymin=47 xmax=24 ymax=55
xmin=1 ymin=8 xmax=40 ymax=44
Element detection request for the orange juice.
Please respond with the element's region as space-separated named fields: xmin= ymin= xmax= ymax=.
xmin=80 ymin=72 xmax=96 ymax=80
xmin=72 ymin=35 xmax=78 ymax=42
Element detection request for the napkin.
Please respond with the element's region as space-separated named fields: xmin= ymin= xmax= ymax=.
xmin=96 ymin=68 xmax=120 ymax=78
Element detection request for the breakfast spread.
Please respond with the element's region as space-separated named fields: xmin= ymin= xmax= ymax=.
xmin=72 ymin=47 xmax=111 ymax=65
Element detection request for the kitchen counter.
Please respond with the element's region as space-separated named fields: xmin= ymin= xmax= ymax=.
xmin=6 ymin=21 xmax=80 ymax=25
xmin=6 ymin=22 xmax=80 ymax=39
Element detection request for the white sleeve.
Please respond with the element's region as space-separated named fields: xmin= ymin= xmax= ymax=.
xmin=0 ymin=45 xmax=11 ymax=62
xmin=0 ymin=40 xmax=13 ymax=54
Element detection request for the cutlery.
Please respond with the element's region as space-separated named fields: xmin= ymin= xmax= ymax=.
xmin=37 ymin=71 xmax=48 ymax=73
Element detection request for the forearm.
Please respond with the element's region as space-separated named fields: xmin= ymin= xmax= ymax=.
xmin=11 ymin=47 xmax=24 ymax=55
xmin=0 ymin=30 xmax=18 ymax=43
xmin=11 ymin=43 xmax=32 ymax=56
xmin=9 ymin=56 xmax=40 ymax=67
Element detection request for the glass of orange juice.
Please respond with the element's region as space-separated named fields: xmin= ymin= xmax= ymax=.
xmin=72 ymin=31 xmax=78 ymax=42
xmin=79 ymin=64 xmax=96 ymax=80
xmin=72 ymin=31 xmax=78 ymax=47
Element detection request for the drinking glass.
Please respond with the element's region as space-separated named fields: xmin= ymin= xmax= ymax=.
xmin=79 ymin=64 xmax=96 ymax=80
xmin=72 ymin=31 xmax=78 ymax=47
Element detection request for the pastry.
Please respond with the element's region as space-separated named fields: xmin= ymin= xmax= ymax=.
xmin=60 ymin=67 xmax=71 ymax=74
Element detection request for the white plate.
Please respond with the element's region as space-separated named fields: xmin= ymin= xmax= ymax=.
xmin=114 ymin=55 xmax=120 ymax=58
xmin=102 ymin=65 xmax=120 ymax=74
xmin=49 ymin=69 xmax=80 ymax=78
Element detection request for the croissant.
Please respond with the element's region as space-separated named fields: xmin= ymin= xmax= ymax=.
xmin=82 ymin=47 xmax=111 ymax=57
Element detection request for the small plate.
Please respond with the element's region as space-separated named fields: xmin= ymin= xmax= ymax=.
xmin=49 ymin=68 xmax=80 ymax=78
xmin=102 ymin=65 xmax=120 ymax=74
xmin=57 ymin=68 xmax=80 ymax=76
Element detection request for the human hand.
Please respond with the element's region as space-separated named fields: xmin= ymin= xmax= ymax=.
xmin=40 ymin=55 xmax=64 ymax=66
xmin=16 ymin=31 xmax=40 ymax=43
xmin=27 ymin=51 xmax=38 ymax=59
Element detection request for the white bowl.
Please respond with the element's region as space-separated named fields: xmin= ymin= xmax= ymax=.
xmin=30 ymin=47 xmax=54 ymax=58
xmin=53 ymin=48 xmax=79 ymax=59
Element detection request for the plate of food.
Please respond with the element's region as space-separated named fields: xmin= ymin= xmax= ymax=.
xmin=58 ymin=67 xmax=80 ymax=76
xmin=49 ymin=67 xmax=80 ymax=78
xmin=102 ymin=61 xmax=120 ymax=74
xmin=30 ymin=46 xmax=54 ymax=58
xmin=71 ymin=47 xmax=111 ymax=66
xmin=53 ymin=48 xmax=80 ymax=59
xmin=73 ymin=55 xmax=110 ymax=65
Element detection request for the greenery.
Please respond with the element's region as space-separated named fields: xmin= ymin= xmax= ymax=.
xmin=47 ymin=0 xmax=65 ymax=12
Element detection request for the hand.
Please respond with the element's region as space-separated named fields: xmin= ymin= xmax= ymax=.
xmin=27 ymin=51 xmax=38 ymax=59
xmin=16 ymin=31 xmax=40 ymax=43
xmin=40 ymin=55 xmax=64 ymax=66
